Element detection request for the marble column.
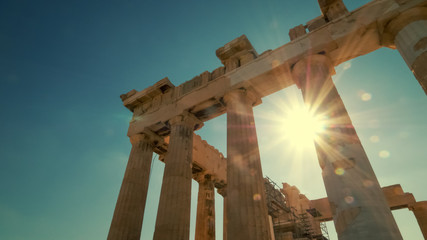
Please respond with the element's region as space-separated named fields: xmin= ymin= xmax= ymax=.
xmin=292 ymin=54 xmax=402 ymax=240
xmin=217 ymin=187 xmax=227 ymax=240
xmin=107 ymin=133 xmax=154 ymax=240
xmin=410 ymin=201 xmax=427 ymax=239
xmin=195 ymin=174 xmax=215 ymax=240
xmin=224 ymin=89 xmax=272 ymax=240
xmin=268 ymin=215 xmax=276 ymax=240
xmin=383 ymin=7 xmax=427 ymax=94
xmin=153 ymin=113 xmax=201 ymax=240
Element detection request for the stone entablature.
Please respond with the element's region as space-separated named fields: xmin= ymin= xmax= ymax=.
xmin=192 ymin=134 xmax=227 ymax=188
xmin=121 ymin=0 xmax=427 ymax=138
xmin=149 ymin=132 xmax=227 ymax=187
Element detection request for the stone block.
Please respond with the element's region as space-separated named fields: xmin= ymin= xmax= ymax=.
xmin=211 ymin=67 xmax=225 ymax=80
xmin=224 ymin=58 xmax=239 ymax=73
xmin=120 ymin=89 xmax=137 ymax=101
xmin=306 ymin=16 xmax=327 ymax=32
xmin=200 ymin=71 xmax=211 ymax=83
xmin=289 ymin=24 xmax=307 ymax=41
xmin=239 ymin=52 xmax=256 ymax=66
xmin=318 ymin=0 xmax=348 ymax=21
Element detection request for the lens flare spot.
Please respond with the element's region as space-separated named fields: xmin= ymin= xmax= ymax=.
xmin=343 ymin=62 xmax=352 ymax=70
xmin=369 ymin=135 xmax=379 ymax=143
xmin=379 ymin=150 xmax=390 ymax=158
xmin=358 ymin=90 xmax=371 ymax=101
xmin=335 ymin=168 xmax=345 ymax=175
xmin=361 ymin=93 xmax=372 ymax=101
xmin=272 ymin=59 xmax=280 ymax=68
xmin=253 ymin=194 xmax=261 ymax=201
xmin=363 ymin=180 xmax=374 ymax=188
xmin=345 ymin=196 xmax=354 ymax=204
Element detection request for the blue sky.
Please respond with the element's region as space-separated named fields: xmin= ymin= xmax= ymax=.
xmin=1 ymin=0 xmax=426 ymax=239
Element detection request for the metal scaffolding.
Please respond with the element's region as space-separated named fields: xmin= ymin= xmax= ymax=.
xmin=264 ymin=176 xmax=330 ymax=240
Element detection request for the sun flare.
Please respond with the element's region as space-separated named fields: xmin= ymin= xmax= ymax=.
xmin=280 ymin=105 xmax=325 ymax=149
xmin=256 ymin=87 xmax=329 ymax=156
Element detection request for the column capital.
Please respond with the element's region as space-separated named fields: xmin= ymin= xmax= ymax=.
xmin=217 ymin=186 xmax=227 ymax=197
xmin=129 ymin=129 xmax=165 ymax=147
xmin=291 ymin=54 xmax=334 ymax=89
xmin=194 ymin=172 xmax=213 ymax=183
xmin=223 ymin=88 xmax=261 ymax=107
xmin=169 ymin=111 xmax=204 ymax=130
xmin=381 ymin=7 xmax=427 ymax=48
xmin=129 ymin=133 xmax=151 ymax=145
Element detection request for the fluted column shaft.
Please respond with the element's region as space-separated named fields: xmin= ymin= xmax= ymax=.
xmin=384 ymin=7 xmax=427 ymax=94
xmin=108 ymin=134 xmax=154 ymax=240
xmin=223 ymin=197 xmax=227 ymax=240
xmin=195 ymin=174 xmax=215 ymax=240
xmin=224 ymin=89 xmax=272 ymax=240
xmin=292 ymin=54 xmax=402 ymax=240
xmin=153 ymin=113 xmax=200 ymax=240
xmin=410 ymin=201 xmax=427 ymax=239
xmin=218 ymin=187 xmax=227 ymax=240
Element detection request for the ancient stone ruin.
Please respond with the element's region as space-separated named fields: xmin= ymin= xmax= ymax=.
xmin=108 ymin=0 xmax=427 ymax=239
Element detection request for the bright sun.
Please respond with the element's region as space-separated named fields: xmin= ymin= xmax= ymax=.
xmin=257 ymin=88 xmax=328 ymax=154
xmin=280 ymin=105 xmax=325 ymax=149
